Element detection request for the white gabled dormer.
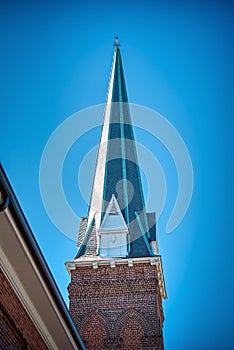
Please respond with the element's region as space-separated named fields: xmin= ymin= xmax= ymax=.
xmin=98 ymin=195 xmax=129 ymax=258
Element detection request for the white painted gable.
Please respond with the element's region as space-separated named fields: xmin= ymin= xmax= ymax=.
xmin=99 ymin=195 xmax=128 ymax=232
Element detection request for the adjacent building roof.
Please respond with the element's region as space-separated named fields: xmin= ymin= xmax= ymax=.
xmin=0 ymin=163 xmax=86 ymax=350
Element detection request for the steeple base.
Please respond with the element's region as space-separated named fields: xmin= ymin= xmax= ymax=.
xmin=67 ymin=260 xmax=165 ymax=350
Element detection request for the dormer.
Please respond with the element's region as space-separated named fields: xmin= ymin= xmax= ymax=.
xmin=98 ymin=195 xmax=129 ymax=258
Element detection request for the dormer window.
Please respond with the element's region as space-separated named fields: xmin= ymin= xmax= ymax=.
xmin=99 ymin=231 xmax=128 ymax=258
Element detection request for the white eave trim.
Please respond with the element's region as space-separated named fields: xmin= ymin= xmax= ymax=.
xmin=0 ymin=248 xmax=58 ymax=350
xmin=1 ymin=208 xmax=82 ymax=350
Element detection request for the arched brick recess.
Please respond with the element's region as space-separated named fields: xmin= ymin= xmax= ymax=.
xmin=120 ymin=317 xmax=144 ymax=350
xmin=79 ymin=311 xmax=110 ymax=350
xmin=115 ymin=309 xmax=150 ymax=338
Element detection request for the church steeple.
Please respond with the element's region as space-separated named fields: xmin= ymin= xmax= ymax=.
xmin=76 ymin=42 xmax=157 ymax=259
xmin=66 ymin=41 xmax=166 ymax=350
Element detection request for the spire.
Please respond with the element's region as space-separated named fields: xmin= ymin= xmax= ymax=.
xmin=76 ymin=41 xmax=157 ymax=259
xmin=113 ymin=36 xmax=121 ymax=48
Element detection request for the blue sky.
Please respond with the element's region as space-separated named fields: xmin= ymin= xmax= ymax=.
xmin=1 ymin=1 xmax=234 ymax=349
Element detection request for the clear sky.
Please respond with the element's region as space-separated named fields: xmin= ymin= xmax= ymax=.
xmin=1 ymin=1 xmax=234 ymax=349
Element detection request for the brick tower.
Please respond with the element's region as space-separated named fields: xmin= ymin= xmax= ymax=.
xmin=66 ymin=39 xmax=166 ymax=350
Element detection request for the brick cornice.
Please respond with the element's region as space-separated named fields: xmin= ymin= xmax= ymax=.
xmin=66 ymin=256 xmax=167 ymax=300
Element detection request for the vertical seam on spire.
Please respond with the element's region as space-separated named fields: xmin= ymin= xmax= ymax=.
xmin=127 ymin=107 xmax=150 ymax=236
xmin=135 ymin=211 xmax=154 ymax=256
xmin=118 ymin=52 xmax=129 ymax=223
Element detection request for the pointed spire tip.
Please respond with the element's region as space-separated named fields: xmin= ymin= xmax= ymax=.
xmin=113 ymin=36 xmax=121 ymax=48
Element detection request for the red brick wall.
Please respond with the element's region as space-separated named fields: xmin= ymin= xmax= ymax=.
xmin=0 ymin=268 xmax=48 ymax=350
xmin=68 ymin=263 xmax=164 ymax=350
